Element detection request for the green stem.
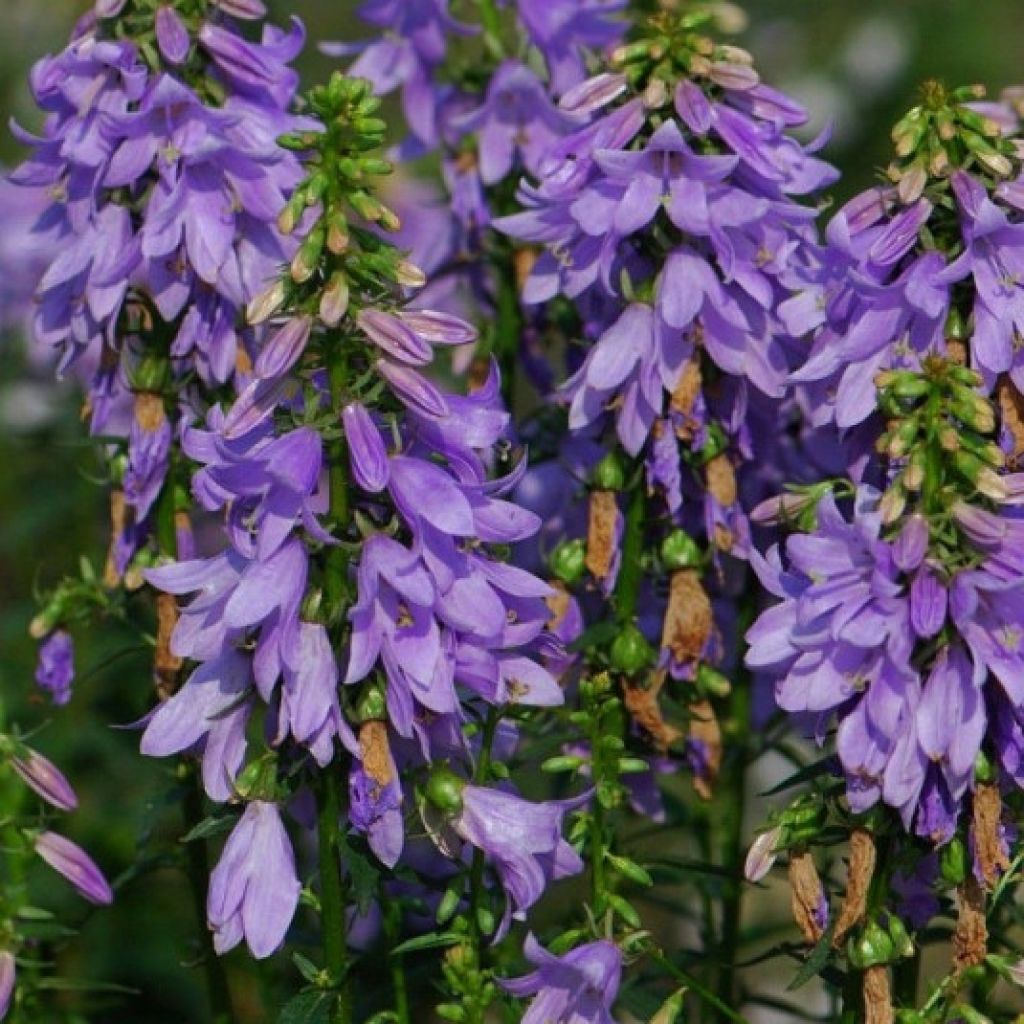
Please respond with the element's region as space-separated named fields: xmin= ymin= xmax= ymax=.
xmin=652 ymin=952 xmax=751 ymax=1024
xmin=716 ymin=674 xmax=751 ymax=1010
xmin=384 ymin=903 xmax=410 ymax=1024
xmin=476 ymin=0 xmax=505 ymax=57
xmin=893 ymin=951 xmax=921 ymax=1009
xmin=615 ymin=482 xmax=646 ymax=622
xmin=183 ymin=779 xmax=234 ymax=1024
xmin=317 ymin=771 xmax=352 ymax=1024
xmin=156 ymin=475 xmax=236 ymax=1024
xmin=493 ymin=257 xmax=523 ymax=411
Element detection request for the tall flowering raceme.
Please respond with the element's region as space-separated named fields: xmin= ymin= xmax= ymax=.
xmin=139 ymin=73 xmax=589 ymax=1023
xmin=326 ymin=0 xmax=628 ymax=398
xmin=481 ymin=9 xmax=836 ymax=1016
xmin=14 ymin=0 xmax=305 ymax=695
xmin=746 ymin=87 xmax=1024 ymax=1022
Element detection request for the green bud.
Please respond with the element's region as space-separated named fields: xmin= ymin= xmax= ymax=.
xmin=550 ymin=538 xmax=586 ymax=585
xmin=696 ymin=663 xmax=731 ymax=699
xmin=954 ymin=1007 xmax=993 ymax=1024
xmin=650 ymin=989 xmax=687 ymax=1024
xmin=593 ymin=452 xmax=627 ymax=491
xmin=424 ymin=766 xmax=465 ymax=814
xmin=132 ymin=354 xmax=170 ymax=393
xmin=606 ymin=853 xmax=654 ymax=887
xmin=939 ymin=835 xmax=967 ymax=885
xmin=541 ymin=755 xmax=587 ymax=774
xmin=847 ymin=920 xmax=895 ymax=969
xmin=886 ymin=915 xmax=914 ymax=959
xmin=436 ymin=1004 xmax=466 ymax=1023
xmin=609 ymin=623 xmax=655 ymax=675
xmin=974 ymin=749 xmax=995 ymax=784
xmin=661 ymin=529 xmax=702 ymax=571
xmin=356 ymin=682 xmax=387 ymax=723
xmin=291 ymin=226 xmax=325 ymax=283
xmin=436 ymin=885 xmax=461 ymax=925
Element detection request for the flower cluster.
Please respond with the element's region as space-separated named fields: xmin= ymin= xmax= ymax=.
xmin=137 ymin=76 xmax=584 ymax=977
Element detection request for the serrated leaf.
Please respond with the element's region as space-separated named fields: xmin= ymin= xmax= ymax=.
xmin=278 ymin=990 xmax=334 ymax=1024
xmin=180 ymin=813 xmax=236 ymax=844
xmin=390 ymin=931 xmax=462 ymax=957
xmin=786 ymin=919 xmax=836 ymax=991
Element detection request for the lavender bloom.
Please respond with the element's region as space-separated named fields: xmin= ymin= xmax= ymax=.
xmin=11 ymin=748 xmax=78 ymax=812
xmin=452 ymin=62 xmax=579 ymax=186
xmin=0 ymin=952 xmax=13 ymax=1020
xmin=35 ymin=630 xmax=74 ymax=706
xmin=452 ymin=786 xmax=588 ymax=927
xmin=34 ymin=831 xmax=113 ymax=905
xmin=208 ymin=801 xmax=300 ymax=958
xmin=501 ymin=934 xmax=622 ymax=1024
xmin=513 ymin=0 xmax=626 ymax=95
xmin=155 ymin=6 xmax=190 ymax=65
xmin=344 ymin=402 xmax=390 ymax=493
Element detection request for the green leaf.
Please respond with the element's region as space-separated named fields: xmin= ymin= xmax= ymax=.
xmin=179 ymin=813 xmax=235 ymax=844
xmin=291 ymin=953 xmax=322 ymax=985
xmin=278 ymin=990 xmax=334 ymax=1024
xmin=606 ymin=853 xmax=654 ymax=888
xmin=760 ymin=755 xmax=839 ymax=797
xmin=608 ymin=893 xmax=641 ymax=928
xmin=345 ymin=842 xmax=381 ymax=916
xmin=786 ymin=920 xmax=836 ymax=991
xmin=390 ymin=931 xmax=463 ymax=957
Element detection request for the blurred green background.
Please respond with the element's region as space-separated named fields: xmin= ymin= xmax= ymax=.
xmin=2 ymin=1 xmax=1024 ymax=1020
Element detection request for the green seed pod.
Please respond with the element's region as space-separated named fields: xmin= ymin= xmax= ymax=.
xmin=939 ymin=835 xmax=967 ymax=885
xmin=550 ymin=538 xmax=587 ymax=585
xmin=847 ymin=920 xmax=895 ymax=969
xmin=661 ymin=529 xmax=702 ymax=571
xmin=593 ymin=452 xmax=627 ymax=491
xmin=886 ymin=914 xmax=915 ymax=959
xmin=424 ymin=766 xmax=465 ymax=814
xmin=609 ymin=624 xmax=655 ymax=675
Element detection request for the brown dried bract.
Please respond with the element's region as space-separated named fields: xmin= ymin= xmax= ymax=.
xmin=661 ymin=570 xmax=712 ymax=668
xmin=973 ymin=782 xmax=1010 ymax=889
xmin=134 ymin=391 xmax=167 ymax=433
xmin=706 ymin=453 xmax=738 ymax=507
xmin=953 ymin=876 xmax=988 ymax=973
xmin=789 ymin=850 xmax=827 ymax=944
xmin=689 ymin=698 xmax=721 ymax=801
xmin=623 ymin=670 xmax=683 ymax=753
xmin=545 ymin=584 xmax=574 ymax=643
xmin=997 ymin=377 xmax=1024 ymax=467
xmin=833 ymin=829 xmax=877 ymax=946
xmin=235 ymin=346 xmax=254 ymax=377
xmin=947 ymin=338 xmax=968 ymax=365
xmin=670 ymin=360 xmax=702 ymax=439
xmin=863 ymin=965 xmax=894 ymax=1024
xmin=154 ymin=592 xmax=183 ymax=701
xmin=359 ymin=720 xmax=394 ymax=787
xmin=513 ymin=247 xmax=538 ymax=290
xmin=103 ymin=490 xmax=128 ymax=588
xmin=585 ymin=490 xmax=619 ymax=582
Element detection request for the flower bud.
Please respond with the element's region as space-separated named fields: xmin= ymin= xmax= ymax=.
xmin=424 ymin=766 xmax=465 ymax=814
xmin=246 ymin=280 xmax=286 ymax=325
xmin=847 ymin=920 xmax=894 ymax=969
xmin=319 ymin=273 xmax=350 ymax=327
xmin=11 ymin=748 xmax=78 ymax=812
xmin=592 ymin=452 xmax=627 ymax=492
xmin=550 ymin=539 xmax=586 ymax=585
xmin=744 ymin=825 xmax=782 ymax=883
xmin=155 ymin=6 xmax=190 ymax=65
xmin=343 ymin=402 xmax=389 ymax=493
xmin=253 ymin=316 xmax=312 ymax=381
xmin=939 ymin=834 xmax=967 ymax=885
xmin=560 ymin=73 xmax=629 ymax=116
xmin=661 ymin=529 xmax=702 ymax=571
xmin=610 ymin=624 xmax=655 ymax=675
xmin=0 ymin=952 xmax=14 ymax=1020
xmin=34 ymin=831 xmax=113 ymax=905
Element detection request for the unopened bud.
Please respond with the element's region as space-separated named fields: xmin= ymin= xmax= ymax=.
xmin=319 ymin=273 xmax=350 ymax=327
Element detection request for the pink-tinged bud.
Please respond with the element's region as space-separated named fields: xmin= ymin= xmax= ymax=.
xmin=395 ymin=261 xmax=426 ymax=288
xmin=559 ymin=73 xmax=628 ymax=116
xmin=376 ymin=360 xmax=450 ymax=419
xmin=0 ymin=951 xmax=14 ymax=1020
xmin=253 ymin=316 xmax=312 ymax=381
xmin=222 ymin=376 xmax=291 ymax=440
xmin=674 ymin=80 xmax=714 ymax=134
xmin=893 ymin=514 xmax=929 ymax=572
xmin=319 ymin=273 xmax=350 ymax=328
xmin=749 ymin=492 xmax=813 ymax=526
xmin=214 ymin=0 xmax=267 ymax=18
xmin=1006 ymin=959 xmax=1024 ymax=986
xmin=952 ymin=500 xmax=1007 ymax=544
xmin=11 ymin=749 xmax=78 ymax=812
xmin=155 ymin=7 xmax=190 ymax=65
xmin=744 ymin=825 xmax=782 ymax=882
xmin=358 ymin=310 xmax=433 ymax=366
xmin=709 ymin=61 xmax=760 ymax=91
xmin=246 ymin=280 xmax=286 ymax=325
xmin=395 ymin=310 xmax=478 ymax=346
xmin=1001 ymin=472 xmax=1024 ymax=505
xmin=343 ymin=403 xmax=389 ymax=493
xmin=35 ymin=832 xmax=113 ymax=905
xmin=95 ymin=0 xmax=128 ymax=16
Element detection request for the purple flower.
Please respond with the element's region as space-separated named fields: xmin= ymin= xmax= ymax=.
xmin=501 ymin=934 xmax=622 ymax=1024
xmin=141 ymin=645 xmax=253 ymax=802
xmin=35 ymin=630 xmax=74 ymax=706
xmin=34 ymin=831 xmax=113 ymax=905
xmin=0 ymin=951 xmax=14 ymax=1020
xmin=514 ymin=0 xmax=626 ymax=95
xmin=452 ymin=62 xmax=578 ymax=186
xmin=208 ymin=801 xmax=300 ymax=958
xmin=452 ymin=786 xmax=588 ymax=927
xmin=155 ymin=6 xmax=190 ymax=65
xmin=11 ymin=747 xmax=78 ymax=812
xmin=344 ymin=402 xmax=390 ymax=493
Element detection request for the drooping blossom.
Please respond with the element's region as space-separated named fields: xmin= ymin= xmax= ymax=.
xmin=34 ymin=831 xmax=114 ymax=905
xmin=35 ymin=630 xmax=74 ymax=706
